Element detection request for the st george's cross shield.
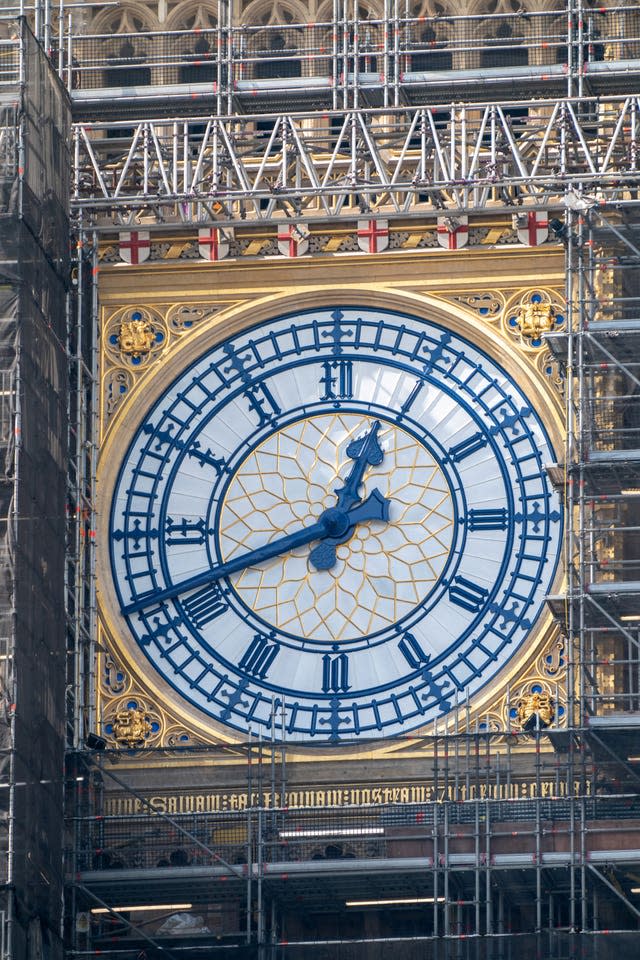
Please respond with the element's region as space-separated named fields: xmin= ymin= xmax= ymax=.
xmin=119 ymin=230 xmax=151 ymax=264
xmin=357 ymin=218 xmax=389 ymax=253
xmin=198 ymin=226 xmax=233 ymax=261
xmin=277 ymin=223 xmax=310 ymax=257
xmin=436 ymin=216 xmax=468 ymax=250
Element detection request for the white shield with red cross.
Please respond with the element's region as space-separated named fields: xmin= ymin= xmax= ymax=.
xmin=515 ymin=210 xmax=549 ymax=246
xmin=119 ymin=230 xmax=151 ymax=264
xmin=437 ymin=216 xmax=468 ymax=250
xmin=198 ymin=226 xmax=232 ymax=261
xmin=277 ymin=223 xmax=309 ymax=258
xmin=357 ymin=218 xmax=389 ymax=254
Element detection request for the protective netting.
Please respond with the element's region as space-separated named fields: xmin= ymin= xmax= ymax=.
xmin=0 ymin=18 xmax=70 ymax=960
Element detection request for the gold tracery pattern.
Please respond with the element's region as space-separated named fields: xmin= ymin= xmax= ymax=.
xmin=221 ymin=414 xmax=454 ymax=642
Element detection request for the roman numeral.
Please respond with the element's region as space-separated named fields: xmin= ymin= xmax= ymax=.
xmin=447 ymin=433 xmax=488 ymax=463
xmin=245 ymin=382 xmax=281 ymax=426
xmin=398 ymin=632 xmax=430 ymax=669
xmin=239 ymin=633 xmax=280 ymax=679
xmin=320 ymin=360 xmax=353 ymax=401
xmin=165 ymin=517 xmax=210 ymax=545
xmin=449 ymin=576 xmax=489 ymax=613
xmin=182 ymin=584 xmax=227 ymax=628
xmin=322 ymin=653 xmax=350 ymax=693
xmin=467 ymin=508 xmax=508 ymax=531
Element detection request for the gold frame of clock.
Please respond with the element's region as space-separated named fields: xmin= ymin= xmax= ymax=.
xmin=95 ymin=220 xmax=567 ymax=764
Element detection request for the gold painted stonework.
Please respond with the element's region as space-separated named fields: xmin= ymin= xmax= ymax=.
xmin=517 ymin=692 xmax=555 ymax=730
xmin=101 ymin=303 xmax=230 ymax=435
xmin=118 ymin=319 xmax=155 ymax=358
xmin=501 ymin=287 xmax=565 ymax=352
xmin=516 ymin=301 xmax=556 ymax=339
xmin=98 ymin=635 xmax=209 ymax=750
xmin=112 ymin=707 xmax=152 ymax=747
xmin=96 ymin=248 xmax=567 ymax=760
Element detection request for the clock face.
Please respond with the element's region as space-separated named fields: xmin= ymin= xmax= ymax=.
xmin=107 ymin=305 xmax=562 ymax=742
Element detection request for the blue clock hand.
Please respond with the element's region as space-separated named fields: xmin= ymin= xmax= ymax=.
xmin=334 ymin=420 xmax=384 ymax=512
xmin=122 ymin=489 xmax=390 ymax=616
xmin=309 ymin=420 xmax=385 ymax=571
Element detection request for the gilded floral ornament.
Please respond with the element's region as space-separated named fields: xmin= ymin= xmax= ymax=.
xmin=105 ymin=306 xmax=166 ymax=371
xmin=516 ymin=301 xmax=557 ymax=340
xmin=506 ymin=674 xmax=563 ymax=732
xmin=103 ymin=695 xmax=163 ymax=748
xmin=117 ymin=318 xmax=156 ymax=358
xmin=111 ymin=706 xmax=153 ymax=747
xmin=101 ymin=303 xmax=220 ymax=434
xmin=516 ymin=690 xmax=555 ymax=730
xmin=503 ymin=288 xmax=565 ymax=350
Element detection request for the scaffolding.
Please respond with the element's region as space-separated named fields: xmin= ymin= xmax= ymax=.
xmin=0 ymin=17 xmax=71 ymax=960
xmin=34 ymin=1 xmax=640 ymax=957
xmin=66 ymin=731 xmax=640 ymax=959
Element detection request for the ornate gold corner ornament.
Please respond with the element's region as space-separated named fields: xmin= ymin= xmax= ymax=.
xmin=111 ymin=706 xmax=153 ymax=748
xmin=117 ymin=317 xmax=156 ymax=358
xmin=502 ymin=288 xmax=565 ymax=350
xmin=101 ymin=303 xmax=222 ymax=431
xmin=103 ymin=695 xmax=162 ymax=748
xmin=515 ymin=301 xmax=557 ymax=340
xmin=447 ymin=287 xmax=566 ymax=398
xmin=468 ymin=633 xmax=567 ymax=736
xmin=516 ymin=691 xmax=555 ymax=730
xmin=98 ymin=637 xmax=211 ymax=750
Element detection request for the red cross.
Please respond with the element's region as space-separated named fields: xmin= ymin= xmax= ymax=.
xmin=199 ymin=228 xmax=223 ymax=261
xmin=357 ymin=219 xmax=388 ymax=253
xmin=525 ymin=211 xmax=549 ymax=246
xmin=120 ymin=231 xmax=150 ymax=264
xmin=278 ymin=225 xmax=304 ymax=257
xmin=437 ymin=220 xmax=468 ymax=250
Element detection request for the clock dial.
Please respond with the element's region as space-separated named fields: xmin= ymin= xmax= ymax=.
xmin=220 ymin=414 xmax=455 ymax=643
xmin=107 ymin=305 xmax=562 ymax=742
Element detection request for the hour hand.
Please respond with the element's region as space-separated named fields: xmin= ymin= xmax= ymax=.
xmin=334 ymin=420 xmax=384 ymax=512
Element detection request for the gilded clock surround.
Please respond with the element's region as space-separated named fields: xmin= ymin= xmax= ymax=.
xmin=96 ymin=245 xmax=567 ymax=756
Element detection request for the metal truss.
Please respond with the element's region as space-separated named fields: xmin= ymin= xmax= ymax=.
xmin=72 ymin=96 xmax=640 ymax=229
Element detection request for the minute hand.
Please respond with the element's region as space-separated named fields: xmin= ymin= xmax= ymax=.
xmin=122 ymin=489 xmax=390 ymax=616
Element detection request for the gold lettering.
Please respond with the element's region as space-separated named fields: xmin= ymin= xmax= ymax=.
xmin=101 ymin=777 xmax=592 ymax=817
